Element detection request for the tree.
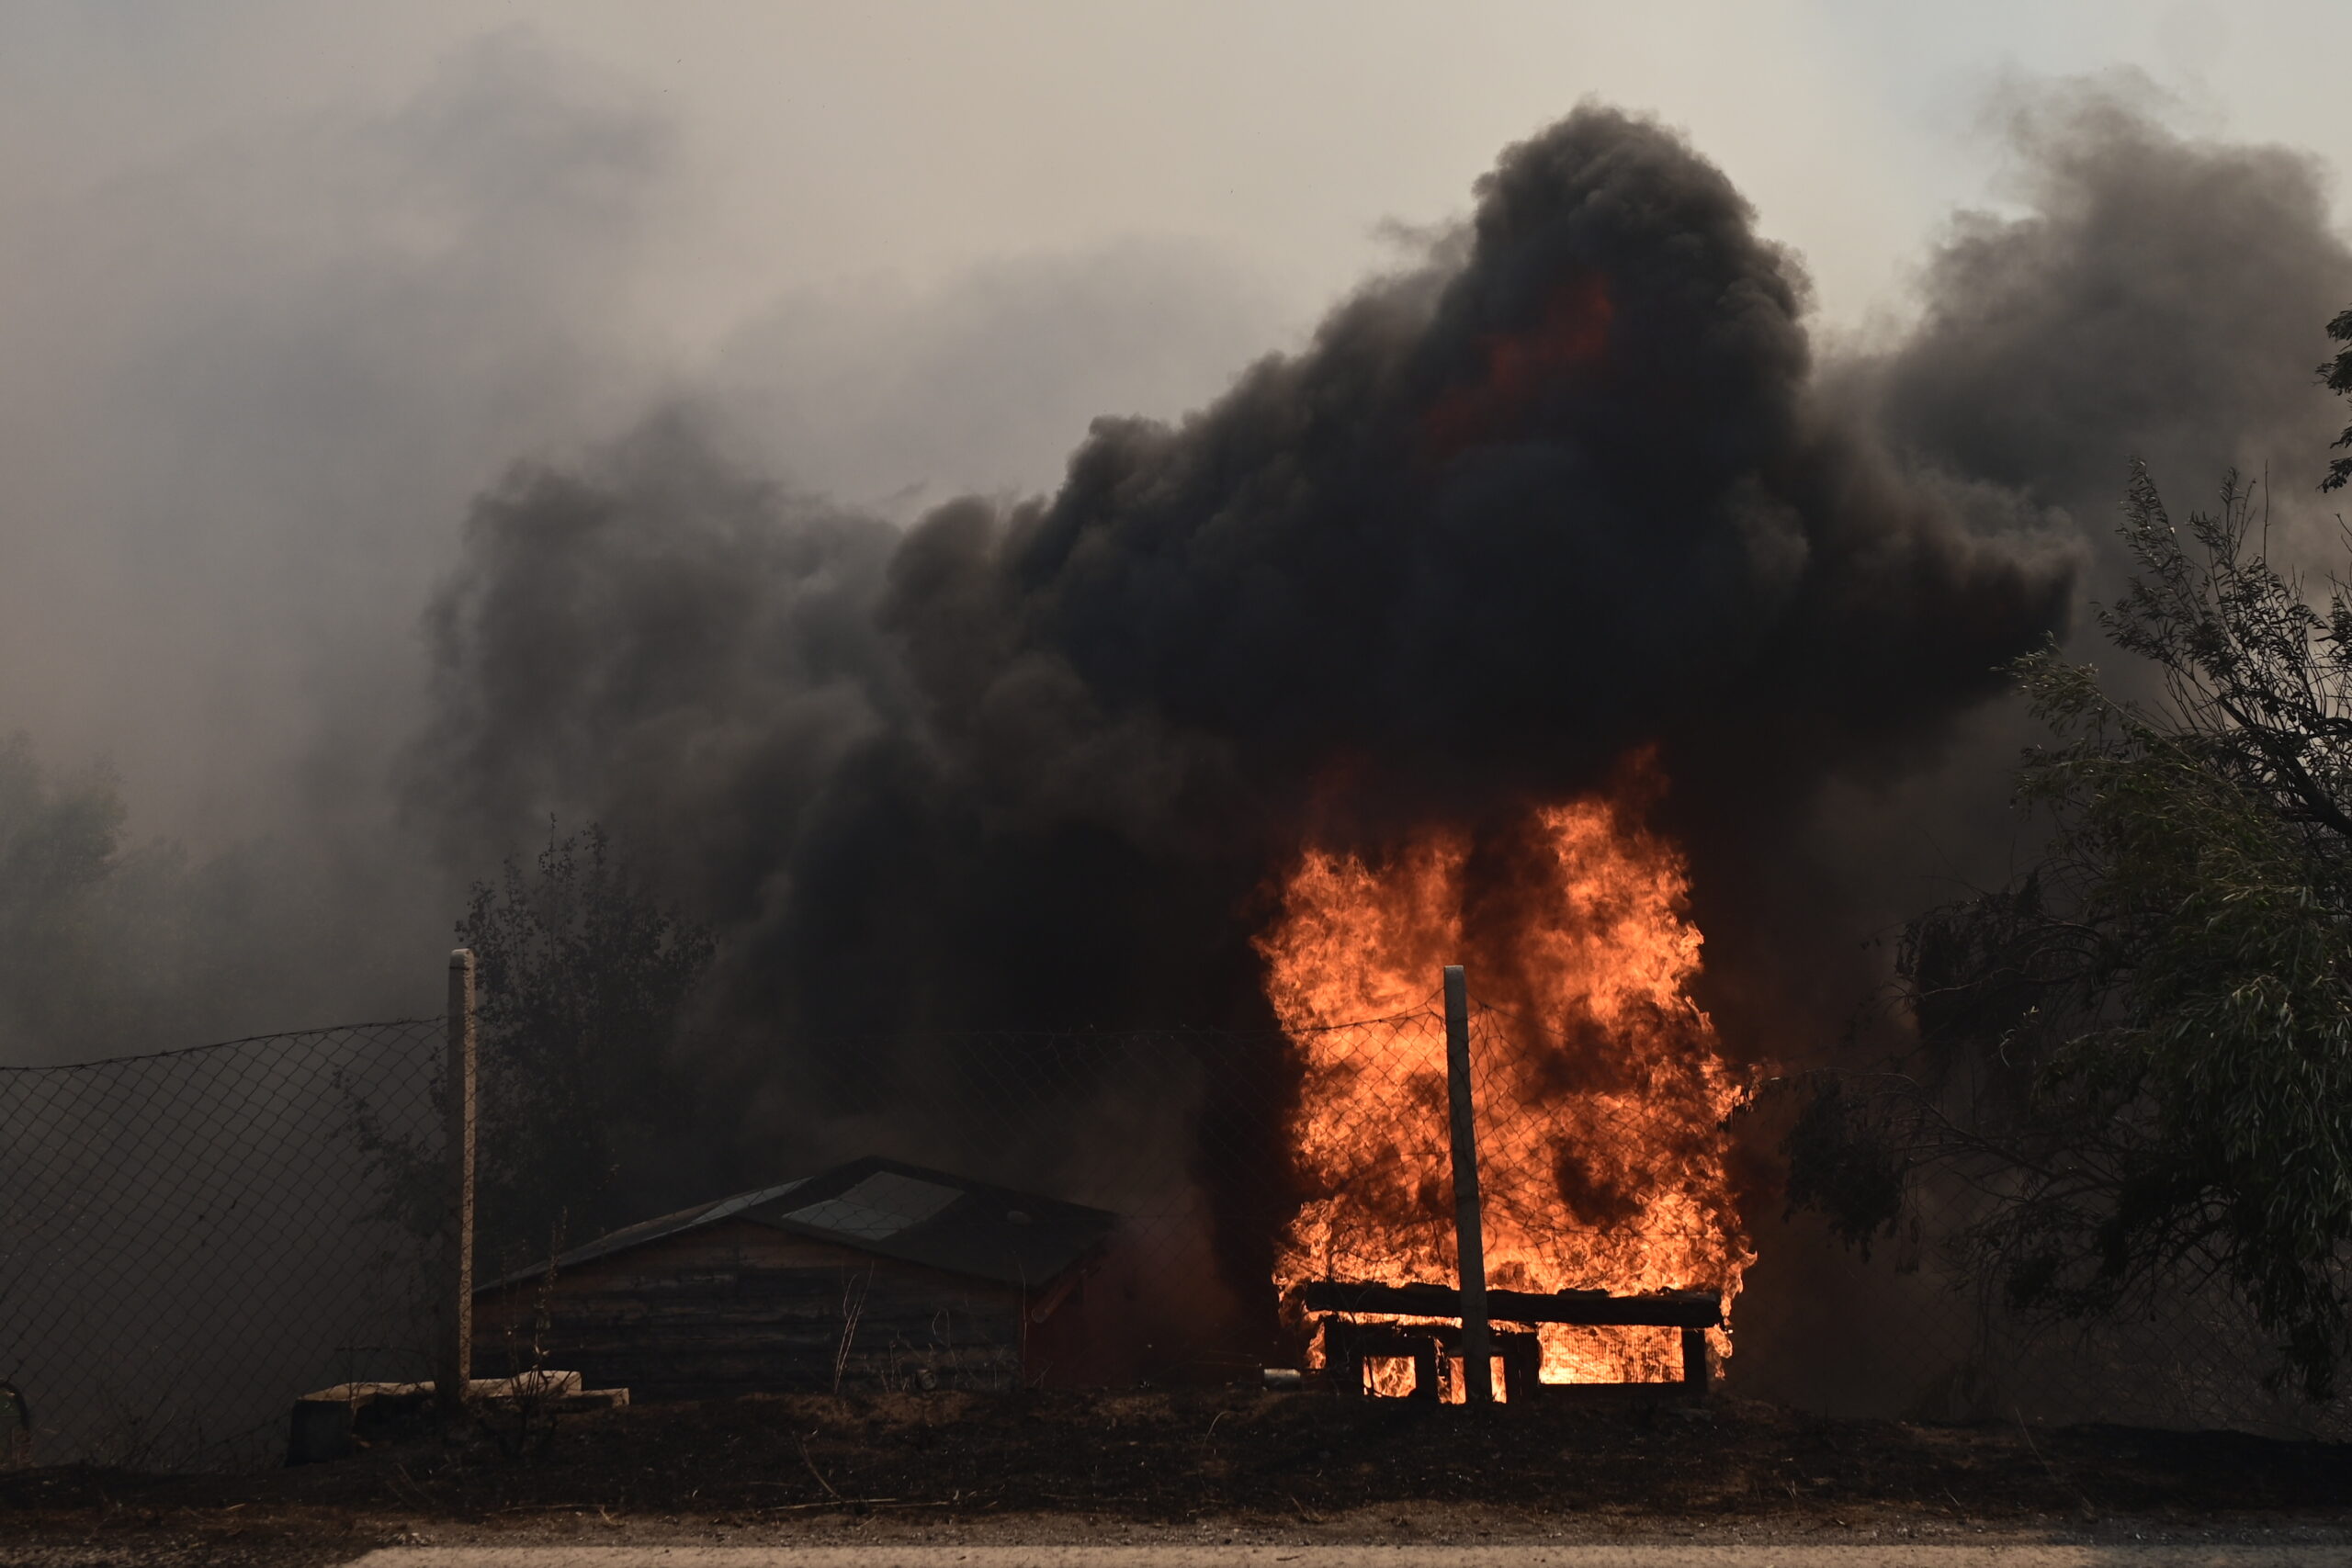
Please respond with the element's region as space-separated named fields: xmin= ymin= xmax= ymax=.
xmin=2320 ymin=308 xmax=2352 ymax=491
xmin=0 ymin=735 xmax=263 ymax=1058
xmin=1793 ymin=465 xmax=2352 ymax=1398
xmin=0 ymin=736 xmax=130 ymax=1054
xmin=457 ymin=823 xmax=715 ymax=1263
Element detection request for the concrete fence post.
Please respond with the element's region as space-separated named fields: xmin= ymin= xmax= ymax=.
xmin=437 ymin=948 xmax=478 ymax=1412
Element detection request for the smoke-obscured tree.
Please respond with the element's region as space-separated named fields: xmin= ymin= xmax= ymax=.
xmin=2321 ymin=307 xmax=2352 ymax=491
xmin=1792 ymin=462 xmax=2352 ymax=1396
xmin=0 ymin=735 xmax=365 ymax=1061
xmin=0 ymin=737 xmax=130 ymax=1052
xmin=458 ymin=823 xmax=715 ymax=1264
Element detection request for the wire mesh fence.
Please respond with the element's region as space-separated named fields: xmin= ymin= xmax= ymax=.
xmin=0 ymin=1020 xmax=444 ymax=1472
xmin=0 ymin=987 xmax=2343 ymax=1472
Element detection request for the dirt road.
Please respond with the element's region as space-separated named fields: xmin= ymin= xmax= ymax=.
xmin=6 ymin=1393 xmax=2348 ymax=1565
xmin=332 ymin=1545 xmax=2352 ymax=1567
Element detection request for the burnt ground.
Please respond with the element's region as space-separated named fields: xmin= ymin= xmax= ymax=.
xmin=3 ymin=1390 xmax=2351 ymax=1563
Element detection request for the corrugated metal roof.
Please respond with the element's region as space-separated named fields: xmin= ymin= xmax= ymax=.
xmin=477 ymin=1156 xmax=1117 ymax=1294
xmin=777 ymin=1169 xmax=962 ymax=1240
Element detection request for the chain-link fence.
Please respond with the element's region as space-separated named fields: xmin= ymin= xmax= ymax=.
xmin=512 ymin=997 xmax=2349 ymax=1435
xmin=1 ymin=987 xmax=2342 ymax=1472
xmin=0 ymin=1020 xmax=444 ymax=1472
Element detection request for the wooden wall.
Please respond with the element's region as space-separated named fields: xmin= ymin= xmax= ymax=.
xmin=472 ymin=1220 xmax=1038 ymax=1402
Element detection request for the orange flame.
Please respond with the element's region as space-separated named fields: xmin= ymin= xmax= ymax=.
xmin=1258 ymin=783 xmax=1751 ymax=1392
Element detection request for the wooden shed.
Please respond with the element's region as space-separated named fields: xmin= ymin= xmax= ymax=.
xmin=471 ymin=1156 xmax=1118 ymax=1401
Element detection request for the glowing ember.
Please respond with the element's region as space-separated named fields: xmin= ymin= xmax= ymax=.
xmin=1258 ymin=778 xmax=1752 ymax=1392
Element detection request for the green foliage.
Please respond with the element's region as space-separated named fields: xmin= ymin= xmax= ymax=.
xmin=458 ymin=823 xmax=715 ymax=1262
xmin=1820 ymin=467 xmax=2352 ymax=1398
xmin=2319 ymin=307 xmax=2352 ymax=492
xmin=1779 ymin=1075 xmax=1908 ymax=1261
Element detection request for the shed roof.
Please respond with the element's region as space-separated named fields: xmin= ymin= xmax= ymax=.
xmin=479 ymin=1155 xmax=1119 ymax=1293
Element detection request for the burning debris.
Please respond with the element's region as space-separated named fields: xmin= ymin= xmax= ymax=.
xmin=1261 ymin=773 xmax=1750 ymax=1393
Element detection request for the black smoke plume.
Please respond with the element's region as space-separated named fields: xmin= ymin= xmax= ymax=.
xmin=424 ymin=102 xmax=2066 ymax=1042
xmin=413 ymin=94 xmax=2348 ymax=1370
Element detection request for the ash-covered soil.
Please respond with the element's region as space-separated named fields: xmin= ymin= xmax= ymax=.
xmin=3 ymin=1390 xmax=2349 ymax=1564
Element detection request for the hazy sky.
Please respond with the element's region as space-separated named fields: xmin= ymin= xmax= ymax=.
xmin=8 ymin=3 xmax=2340 ymax=335
xmin=2 ymin=1 xmax=2347 ymax=842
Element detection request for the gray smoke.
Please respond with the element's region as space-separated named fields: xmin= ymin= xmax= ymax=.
xmin=0 ymin=34 xmax=680 ymax=1062
xmin=1779 ymin=79 xmax=2352 ymax=965
xmin=0 ymin=33 xmax=1284 ymax=1066
xmin=1719 ymin=81 xmax=2352 ymax=1412
xmin=1877 ymin=84 xmax=2349 ymax=574
xmin=705 ymin=239 xmax=1298 ymax=517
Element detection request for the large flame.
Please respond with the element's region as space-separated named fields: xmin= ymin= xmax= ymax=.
xmin=1258 ymin=783 xmax=1752 ymax=1391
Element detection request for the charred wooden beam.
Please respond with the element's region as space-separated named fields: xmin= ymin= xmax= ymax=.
xmin=1681 ymin=1327 xmax=1710 ymax=1393
xmin=1300 ymin=1280 xmax=1721 ymax=1329
xmin=1320 ymin=1320 xmax=1443 ymax=1400
xmin=1498 ymin=1333 xmax=1542 ymax=1404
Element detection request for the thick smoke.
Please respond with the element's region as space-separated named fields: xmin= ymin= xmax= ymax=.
xmin=420 ymin=104 xmax=2083 ymax=1190
xmin=1712 ymin=85 xmax=2352 ymax=1412
xmin=1770 ymin=83 xmax=2352 ymax=976
xmin=1878 ymin=86 xmax=2349 ymax=570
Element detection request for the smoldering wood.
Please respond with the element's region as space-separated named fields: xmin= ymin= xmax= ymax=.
xmin=1442 ymin=964 xmax=1494 ymax=1404
xmin=1300 ymin=1279 xmax=1722 ymax=1328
